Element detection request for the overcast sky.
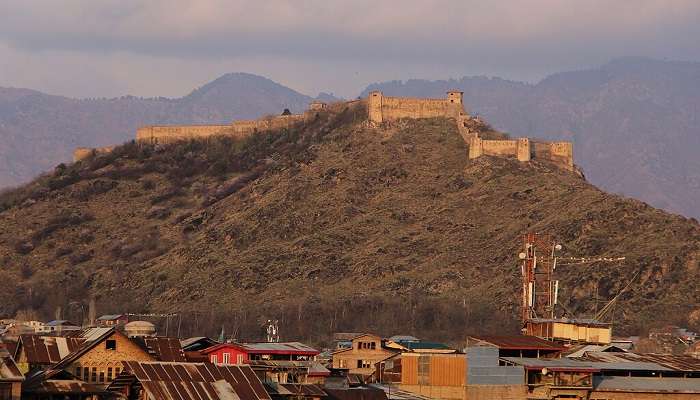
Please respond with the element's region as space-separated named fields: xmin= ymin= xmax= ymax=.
xmin=1 ymin=0 xmax=700 ymax=99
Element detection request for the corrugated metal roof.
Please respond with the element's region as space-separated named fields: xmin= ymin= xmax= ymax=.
xmin=264 ymin=382 xmax=327 ymax=397
xmin=581 ymin=352 xmax=700 ymax=372
xmin=204 ymin=342 xmax=319 ymax=355
xmin=26 ymin=379 xmax=107 ymax=394
xmin=134 ymin=337 xmax=187 ymax=362
xmin=248 ymin=360 xmax=330 ymax=376
xmin=18 ymin=335 xmax=85 ymax=365
xmin=468 ymin=335 xmax=565 ymax=351
xmin=119 ymin=361 xmax=272 ymax=400
xmin=0 ymin=348 xmax=23 ymax=381
xmin=593 ymin=376 xmax=700 ymax=393
xmin=501 ymin=357 xmax=600 ymax=372
xmin=241 ymin=342 xmax=319 ymax=354
xmin=96 ymin=314 xmax=125 ymax=321
xmin=401 ymin=342 xmax=452 ymax=351
xmin=76 ymin=327 xmax=114 ymax=342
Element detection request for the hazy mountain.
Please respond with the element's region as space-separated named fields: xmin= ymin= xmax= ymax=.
xmin=1 ymin=109 xmax=698 ymax=342
xmin=0 ymin=73 xmax=336 ymax=188
xmin=362 ymin=58 xmax=700 ymax=219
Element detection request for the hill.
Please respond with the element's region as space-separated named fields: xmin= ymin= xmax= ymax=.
xmin=0 ymin=106 xmax=698 ymax=345
xmin=362 ymin=57 xmax=700 ymax=219
xmin=0 ymin=73 xmax=337 ymax=188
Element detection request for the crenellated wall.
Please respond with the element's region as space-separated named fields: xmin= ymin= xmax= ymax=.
xmin=469 ymin=136 xmax=574 ymax=170
xmin=135 ymin=114 xmax=309 ymax=144
xmin=72 ymin=93 xmax=574 ymax=171
xmin=368 ymin=90 xmax=466 ymax=124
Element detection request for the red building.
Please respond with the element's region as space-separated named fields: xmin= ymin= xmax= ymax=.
xmin=202 ymin=342 xmax=319 ymax=365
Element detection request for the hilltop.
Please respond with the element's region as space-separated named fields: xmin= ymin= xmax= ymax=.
xmin=363 ymin=57 xmax=700 ymax=219
xmin=0 ymin=106 xmax=698 ymax=345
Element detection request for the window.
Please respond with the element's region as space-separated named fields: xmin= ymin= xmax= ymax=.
xmin=236 ymin=354 xmax=245 ymax=365
xmin=75 ymin=366 xmax=82 ymax=378
xmin=83 ymin=367 xmax=89 ymax=382
xmin=211 ymin=354 xmax=218 ymax=364
xmin=106 ymin=340 xmax=117 ymax=350
xmin=370 ymin=342 xmax=376 ymax=350
xmin=357 ymin=360 xmax=363 ymax=368
xmin=99 ymin=371 xmax=105 ymax=383
xmin=362 ymin=360 xmax=372 ymax=368
xmin=339 ymin=359 xmax=347 ymax=368
xmin=107 ymin=367 xmax=113 ymax=381
xmin=222 ymin=353 xmax=230 ymax=365
xmin=115 ymin=367 xmax=121 ymax=377
xmin=91 ymin=367 xmax=97 ymax=383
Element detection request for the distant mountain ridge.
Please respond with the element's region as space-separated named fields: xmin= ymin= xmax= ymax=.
xmin=0 ymin=73 xmax=337 ymax=188
xmin=362 ymin=57 xmax=700 ymax=219
xmin=1 ymin=59 xmax=699 ymax=219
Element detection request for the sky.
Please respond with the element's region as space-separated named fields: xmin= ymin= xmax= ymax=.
xmin=1 ymin=0 xmax=700 ymax=99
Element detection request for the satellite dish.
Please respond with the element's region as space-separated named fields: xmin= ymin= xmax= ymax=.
xmin=555 ymin=244 xmax=562 ymax=251
xmin=519 ymin=252 xmax=527 ymax=259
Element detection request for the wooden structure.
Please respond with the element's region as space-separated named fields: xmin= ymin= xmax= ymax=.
xmin=331 ymin=334 xmax=398 ymax=378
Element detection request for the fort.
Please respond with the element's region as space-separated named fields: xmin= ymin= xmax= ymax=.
xmin=73 ymin=93 xmax=574 ymax=170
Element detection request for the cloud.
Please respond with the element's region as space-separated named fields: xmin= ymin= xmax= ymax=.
xmin=1 ymin=0 xmax=699 ymax=98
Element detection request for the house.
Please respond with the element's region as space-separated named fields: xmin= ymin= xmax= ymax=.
xmin=44 ymin=320 xmax=82 ymax=334
xmin=331 ymin=334 xmax=399 ymax=378
xmin=43 ymin=327 xmax=155 ymax=387
xmin=13 ymin=335 xmax=86 ymax=373
xmin=0 ymin=348 xmax=23 ymax=400
xmin=203 ymin=342 xmax=319 ymax=365
xmin=248 ymin=359 xmax=330 ymax=385
xmin=106 ymin=360 xmax=272 ymax=400
xmin=465 ymin=335 xmax=565 ymax=358
xmin=95 ymin=315 xmax=128 ymax=327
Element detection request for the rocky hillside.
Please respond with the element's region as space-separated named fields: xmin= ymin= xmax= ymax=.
xmin=363 ymin=57 xmax=700 ymax=220
xmin=0 ymin=106 xmax=698 ymax=346
xmin=0 ymin=73 xmax=337 ymax=188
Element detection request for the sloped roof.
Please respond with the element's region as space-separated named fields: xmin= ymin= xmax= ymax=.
xmin=181 ymin=336 xmax=220 ymax=351
xmin=593 ymin=376 xmax=700 ymax=393
xmin=50 ymin=327 xmax=120 ymax=371
xmin=204 ymin=342 xmax=319 ymax=356
xmin=400 ymin=342 xmax=452 ymax=351
xmin=467 ymin=335 xmax=565 ymax=351
xmin=96 ymin=314 xmax=125 ymax=321
xmin=0 ymin=348 xmax=23 ymax=382
xmin=118 ymin=361 xmax=272 ymax=400
xmin=18 ymin=335 xmax=86 ymax=365
xmin=581 ymin=352 xmax=700 ymax=372
xmin=131 ymin=337 xmax=187 ymax=362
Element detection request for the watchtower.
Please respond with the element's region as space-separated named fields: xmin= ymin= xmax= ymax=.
xmin=447 ymin=90 xmax=464 ymax=105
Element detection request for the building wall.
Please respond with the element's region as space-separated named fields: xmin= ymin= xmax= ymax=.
xmin=73 ymin=146 xmax=117 ymax=162
xmin=465 ymin=385 xmax=526 ymax=400
xmin=68 ymin=331 xmax=153 ymax=386
xmin=208 ymin=347 xmax=248 ymax=365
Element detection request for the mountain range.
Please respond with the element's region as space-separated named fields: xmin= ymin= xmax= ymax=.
xmin=0 ymin=57 xmax=699 ymax=220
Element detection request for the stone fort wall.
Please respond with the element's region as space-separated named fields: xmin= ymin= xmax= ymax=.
xmin=136 ymin=111 xmax=314 ymax=145
xmin=72 ymin=93 xmax=573 ymax=170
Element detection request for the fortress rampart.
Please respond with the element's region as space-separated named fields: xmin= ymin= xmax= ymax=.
xmin=73 ymin=146 xmax=117 ymax=162
xmin=73 ymin=93 xmax=573 ymax=170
